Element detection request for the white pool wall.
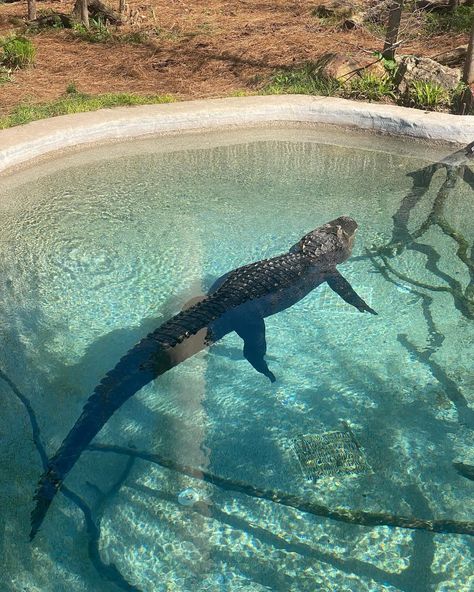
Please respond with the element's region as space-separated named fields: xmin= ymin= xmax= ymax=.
xmin=0 ymin=95 xmax=473 ymax=174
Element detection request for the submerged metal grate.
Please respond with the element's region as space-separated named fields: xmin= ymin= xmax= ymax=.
xmin=292 ymin=429 xmax=370 ymax=481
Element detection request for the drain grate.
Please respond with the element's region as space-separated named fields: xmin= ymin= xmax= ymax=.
xmin=292 ymin=429 xmax=370 ymax=481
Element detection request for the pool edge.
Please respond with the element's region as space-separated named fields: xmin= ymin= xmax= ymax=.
xmin=0 ymin=95 xmax=473 ymax=174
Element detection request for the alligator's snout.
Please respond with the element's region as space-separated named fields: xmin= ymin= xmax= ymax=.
xmin=330 ymin=215 xmax=358 ymax=236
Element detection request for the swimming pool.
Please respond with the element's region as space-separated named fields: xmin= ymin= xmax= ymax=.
xmin=0 ymin=126 xmax=473 ymax=591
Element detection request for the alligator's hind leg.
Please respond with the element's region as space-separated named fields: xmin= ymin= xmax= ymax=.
xmin=234 ymin=316 xmax=276 ymax=383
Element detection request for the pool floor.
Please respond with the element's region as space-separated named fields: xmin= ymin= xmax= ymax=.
xmin=0 ymin=127 xmax=473 ymax=591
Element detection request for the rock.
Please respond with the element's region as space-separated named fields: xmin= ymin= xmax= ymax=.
xmin=395 ymin=55 xmax=461 ymax=94
xmin=435 ymin=45 xmax=468 ymax=67
xmin=312 ymin=0 xmax=356 ymax=19
xmin=342 ymin=12 xmax=365 ymax=29
xmin=313 ymin=52 xmax=387 ymax=85
xmin=415 ymin=0 xmax=453 ymax=11
xmin=315 ymin=53 xmax=363 ymax=82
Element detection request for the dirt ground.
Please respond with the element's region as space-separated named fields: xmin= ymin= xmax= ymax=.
xmin=0 ymin=0 xmax=469 ymax=115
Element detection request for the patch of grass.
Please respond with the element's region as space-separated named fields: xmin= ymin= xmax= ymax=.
xmin=264 ymin=60 xmax=466 ymax=114
xmin=71 ymin=18 xmax=151 ymax=44
xmin=66 ymin=81 xmax=78 ymax=94
xmin=229 ymin=89 xmax=251 ymax=97
xmin=196 ymin=21 xmax=214 ymax=33
xmin=0 ymin=65 xmax=12 ymax=84
xmin=154 ymin=26 xmax=185 ymax=41
xmin=347 ymin=72 xmax=396 ymax=102
xmin=265 ymin=64 xmax=341 ymax=96
xmin=425 ymin=6 xmax=474 ymax=34
xmin=72 ymin=18 xmax=112 ymax=43
xmin=119 ymin=31 xmax=149 ymax=44
xmin=0 ymin=92 xmax=175 ymax=129
xmin=407 ymin=80 xmax=451 ymax=110
xmin=0 ymin=35 xmax=35 ymax=69
xmin=451 ymin=82 xmax=474 ymax=115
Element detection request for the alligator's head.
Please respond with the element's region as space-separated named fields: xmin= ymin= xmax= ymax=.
xmin=296 ymin=216 xmax=358 ymax=266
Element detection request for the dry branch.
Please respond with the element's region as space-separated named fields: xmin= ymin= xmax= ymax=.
xmin=87 ymin=443 xmax=474 ymax=537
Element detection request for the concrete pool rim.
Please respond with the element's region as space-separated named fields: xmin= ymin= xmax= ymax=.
xmin=1 ymin=95 xmax=473 ymax=175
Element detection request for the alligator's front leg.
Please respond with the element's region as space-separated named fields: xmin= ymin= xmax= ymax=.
xmin=326 ymin=271 xmax=377 ymax=315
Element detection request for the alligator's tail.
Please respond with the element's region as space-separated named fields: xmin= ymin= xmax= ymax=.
xmin=30 ymin=296 xmax=214 ymax=540
xmin=30 ymin=257 xmax=296 ymax=538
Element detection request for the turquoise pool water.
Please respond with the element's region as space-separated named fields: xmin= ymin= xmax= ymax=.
xmin=0 ymin=127 xmax=473 ymax=591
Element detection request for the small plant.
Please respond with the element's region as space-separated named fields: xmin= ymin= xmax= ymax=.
xmin=451 ymin=83 xmax=474 ymax=115
xmin=197 ymin=21 xmax=214 ymax=33
xmin=407 ymin=80 xmax=450 ymax=110
xmin=73 ymin=18 xmax=112 ymax=43
xmin=66 ymin=82 xmax=78 ymax=95
xmin=0 ymin=36 xmax=36 ymax=69
xmin=265 ymin=63 xmax=341 ymax=96
xmin=120 ymin=31 xmax=149 ymax=44
xmin=425 ymin=6 xmax=474 ymax=34
xmin=373 ymin=51 xmax=398 ymax=76
xmin=347 ymin=72 xmax=396 ymax=102
xmin=0 ymin=65 xmax=12 ymax=84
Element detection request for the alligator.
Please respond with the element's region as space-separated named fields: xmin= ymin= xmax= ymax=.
xmin=30 ymin=215 xmax=376 ymax=539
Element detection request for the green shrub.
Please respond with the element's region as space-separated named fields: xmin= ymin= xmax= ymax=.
xmin=0 ymin=36 xmax=36 ymax=69
xmin=451 ymin=83 xmax=474 ymax=115
xmin=73 ymin=19 xmax=151 ymax=44
xmin=426 ymin=6 xmax=474 ymax=34
xmin=38 ymin=9 xmax=67 ymax=28
xmin=265 ymin=63 xmax=341 ymax=96
xmin=373 ymin=51 xmax=398 ymax=76
xmin=73 ymin=18 xmax=112 ymax=43
xmin=407 ymin=80 xmax=451 ymax=110
xmin=347 ymin=72 xmax=396 ymax=102
xmin=66 ymin=81 xmax=79 ymax=95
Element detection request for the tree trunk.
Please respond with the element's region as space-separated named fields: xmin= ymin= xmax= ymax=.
xmin=27 ymin=0 xmax=37 ymax=21
xmin=76 ymin=0 xmax=89 ymax=29
xmin=73 ymin=0 xmax=123 ymax=25
xmin=463 ymin=18 xmax=474 ymax=84
xmin=119 ymin=0 xmax=125 ymax=14
xmin=448 ymin=0 xmax=459 ymax=9
xmin=383 ymin=1 xmax=405 ymax=60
